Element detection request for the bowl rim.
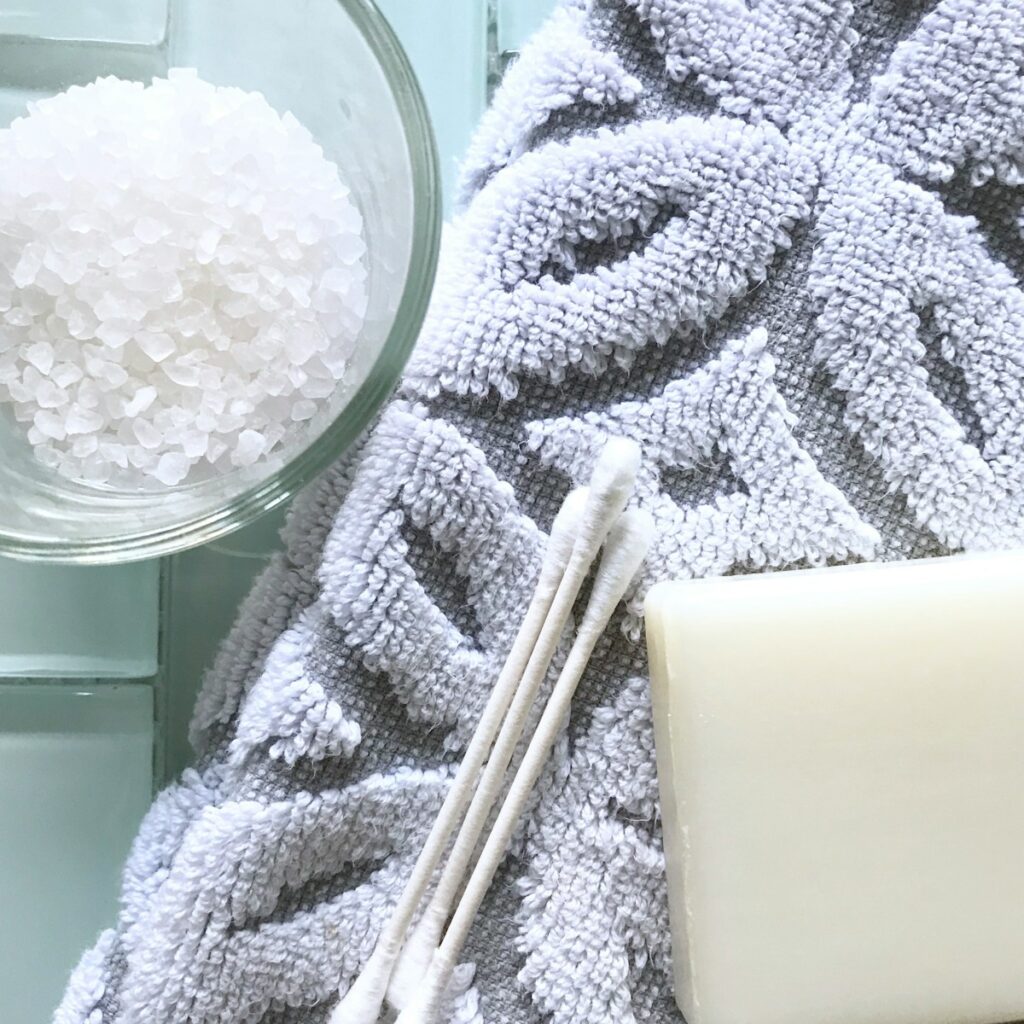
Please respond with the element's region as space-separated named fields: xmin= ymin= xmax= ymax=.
xmin=0 ymin=0 xmax=443 ymax=564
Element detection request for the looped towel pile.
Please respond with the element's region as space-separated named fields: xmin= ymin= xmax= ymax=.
xmin=58 ymin=1 xmax=1024 ymax=1021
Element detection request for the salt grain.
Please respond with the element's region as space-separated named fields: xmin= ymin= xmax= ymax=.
xmin=33 ymin=409 xmax=66 ymax=440
xmin=65 ymin=405 xmax=104 ymax=435
xmin=290 ymin=399 xmax=317 ymax=421
xmin=132 ymin=419 xmax=162 ymax=450
xmin=233 ymin=428 xmax=265 ymax=466
xmin=24 ymin=341 xmax=54 ymax=374
xmin=70 ymin=434 xmax=98 ymax=458
xmin=0 ymin=69 xmax=368 ymax=488
xmin=124 ymin=385 xmax=157 ymax=417
xmin=35 ymin=380 xmax=67 ymax=409
xmin=51 ymin=363 xmax=82 ymax=388
xmin=137 ymin=332 xmax=176 ymax=363
xmin=154 ymin=451 xmax=190 ymax=485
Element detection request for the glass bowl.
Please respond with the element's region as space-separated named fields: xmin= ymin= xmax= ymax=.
xmin=0 ymin=0 xmax=441 ymax=562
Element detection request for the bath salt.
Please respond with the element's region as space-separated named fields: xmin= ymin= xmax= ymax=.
xmin=0 ymin=68 xmax=368 ymax=487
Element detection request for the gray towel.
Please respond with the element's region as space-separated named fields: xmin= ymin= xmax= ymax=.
xmin=58 ymin=0 xmax=1024 ymax=1021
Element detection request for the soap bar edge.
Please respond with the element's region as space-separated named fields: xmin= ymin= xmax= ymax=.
xmin=645 ymin=582 xmax=695 ymax=1021
xmin=642 ymin=556 xmax=1024 ymax=1024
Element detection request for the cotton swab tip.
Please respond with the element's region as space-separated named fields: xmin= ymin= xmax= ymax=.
xmin=585 ymin=508 xmax=655 ymax=619
xmin=539 ymin=486 xmax=589 ymax=582
xmin=588 ymin=437 xmax=641 ymax=506
xmin=393 ymin=999 xmax=439 ymax=1024
xmin=387 ymin=906 xmax=446 ymax=1010
xmin=571 ymin=438 xmax=641 ymax=552
xmin=550 ymin=486 xmax=589 ymax=547
xmin=392 ymin=968 xmax=447 ymax=1024
xmin=328 ymin=949 xmax=392 ymax=1024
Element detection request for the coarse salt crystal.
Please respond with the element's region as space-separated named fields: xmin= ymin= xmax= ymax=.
xmin=24 ymin=341 xmax=54 ymax=374
xmin=0 ymin=70 xmax=367 ymax=488
xmin=33 ymin=408 xmax=66 ymax=440
xmin=136 ymin=332 xmax=176 ymax=363
xmin=71 ymin=434 xmax=99 ymax=458
xmin=65 ymin=405 xmax=104 ymax=435
xmin=35 ymin=380 xmax=68 ymax=409
xmin=132 ymin=419 xmax=162 ymax=450
xmin=232 ymin=428 xmax=265 ymax=466
xmin=134 ymin=216 xmax=169 ymax=244
xmin=290 ymin=399 xmax=317 ymax=421
xmin=154 ymin=451 xmax=190 ymax=485
xmin=51 ymin=362 xmax=83 ymax=388
xmin=180 ymin=430 xmax=208 ymax=459
xmin=124 ymin=386 xmax=157 ymax=417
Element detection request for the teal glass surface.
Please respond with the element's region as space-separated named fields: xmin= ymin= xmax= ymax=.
xmin=0 ymin=557 xmax=159 ymax=678
xmin=496 ymin=0 xmax=556 ymax=53
xmin=0 ymin=683 xmax=153 ymax=1023
xmin=0 ymin=0 xmax=167 ymax=129
xmin=162 ymin=509 xmax=286 ymax=780
xmin=0 ymin=0 xmax=167 ymax=44
xmin=376 ymin=0 xmax=487 ymax=203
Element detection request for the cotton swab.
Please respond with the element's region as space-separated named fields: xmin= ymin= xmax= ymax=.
xmin=328 ymin=487 xmax=589 ymax=1024
xmin=385 ymin=440 xmax=641 ymax=1009
xmin=331 ymin=438 xmax=640 ymax=1023
xmin=393 ymin=508 xmax=656 ymax=1024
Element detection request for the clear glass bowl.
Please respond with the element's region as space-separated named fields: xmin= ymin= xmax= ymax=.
xmin=0 ymin=0 xmax=441 ymax=562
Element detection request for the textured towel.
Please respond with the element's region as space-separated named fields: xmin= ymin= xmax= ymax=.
xmin=58 ymin=1 xmax=1024 ymax=1021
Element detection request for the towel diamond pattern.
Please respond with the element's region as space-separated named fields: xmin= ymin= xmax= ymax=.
xmin=60 ymin=2 xmax=1024 ymax=1022
xmin=527 ymin=327 xmax=880 ymax=623
xmin=320 ymin=401 xmax=560 ymax=751
xmin=406 ymin=116 xmax=815 ymax=400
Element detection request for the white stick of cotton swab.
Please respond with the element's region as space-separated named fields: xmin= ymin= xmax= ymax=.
xmin=385 ymin=439 xmax=641 ymax=1011
xmin=392 ymin=508 xmax=655 ymax=1024
xmin=327 ymin=486 xmax=589 ymax=1024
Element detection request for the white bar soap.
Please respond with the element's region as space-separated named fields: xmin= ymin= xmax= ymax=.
xmin=645 ymin=552 xmax=1024 ymax=1024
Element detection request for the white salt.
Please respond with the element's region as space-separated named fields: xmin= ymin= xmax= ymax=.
xmin=35 ymin=380 xmax=67 ymax=409
xmin=95 ymin=321 xmax=133 ymax=349
xmin=0 ymin=69 xmax=368 ymax=488
xmin=51 ymin=363 xmax=83 ymax=388
xmin=33 ymin=409 xmax=66 ymax=440
xmin=65 ymin=405 xmax=104 ymax=435
xmin=124 ymin=385 xmax=157 ymax=417
xmin=207 ymin=438 xmax=228 ymax=463
xmin=134 ymin=217 xmax=169 ymax=245
xmin=24 ymin=341 xmax=54 ymax=374
xmin=71 ymin=434 xmax=99 ymax=458
xmin=164 ymin=362 xmax=200 ymax=387
xmin=180 ymin=430 xmax=208 ymax=459
xmin=290 ymin=399 xmax=317 ymax=421
xmin=132 ymin=419 xmax=161 ymax=450
xmin=233 ymin=428 xmax=265 ymax=466
xmin=136 ymin=332 xmax=176 ymax=363
xmin=154 ymin=451 xmax=190 ymax=485
xmin=99 ymin=442 xmax=129 ymax=469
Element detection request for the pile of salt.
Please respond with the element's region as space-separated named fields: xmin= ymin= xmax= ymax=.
xmin=0 ymin=69 xmax=368 ymax=487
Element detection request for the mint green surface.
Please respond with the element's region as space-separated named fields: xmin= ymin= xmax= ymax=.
xmin=0 ymin=3 xmax=168 ymax=159
xmin=0 ymin=683 xmax=153 ymax=1024
xmin=0 ymin=558 xmax=159 ymax=678
xmin=162 ymin=508 xmax=286 ymax=780
xmin=376 ymin=0 xmax=487 ymax=203
xmin=0 ymin=0 xmax=167 ymax=45
xmin=497 ymin=0 xmax=558 ymax=53
xmin=0 ymin=41 xmax=166 ymax=130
